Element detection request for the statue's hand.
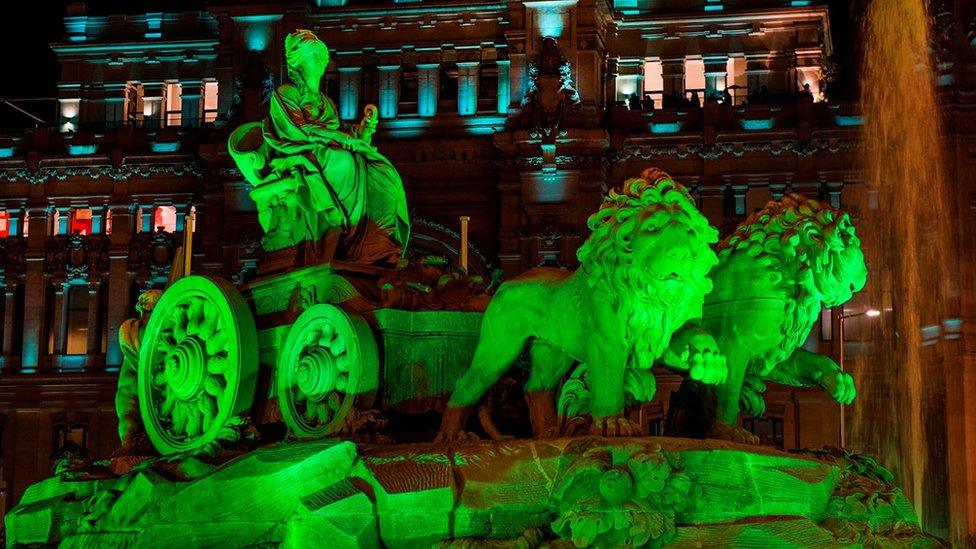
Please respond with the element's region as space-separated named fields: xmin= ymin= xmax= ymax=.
xmin=342 ymin=136 xmax=377 ymax=155
xmin=679 ymin=332 xmax=728 ymax=385
xmin=820 ymin=368 xmax=857 ymax=405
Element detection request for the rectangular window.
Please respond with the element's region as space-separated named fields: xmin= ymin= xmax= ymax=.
xmin=164 ymin=82 xmax=182 ymax=127
xmin=0 ymin=211 xmax=8 ymax=238
xmin=643 ymin=60 xmax=664 ymax=108
xmin=65 ymin=285 xmax=89 ymax=356
xmin=154 ymin=205 xmax=177 ymax=232
xmin=685 ymin=58 xmax=706 ymax=102
xmin=70 ymin=208 xmax=93 ymax=236
xmin=203 ymin=81 xmax=219 ymax=123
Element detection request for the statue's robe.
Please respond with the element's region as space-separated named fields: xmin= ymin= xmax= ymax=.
xmin=232 ymin=83 xmax=410 ymax=264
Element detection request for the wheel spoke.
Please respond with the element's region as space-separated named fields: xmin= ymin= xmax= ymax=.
xmin=204 ymin=376 xmax=225 ymax=398
xmin=206 ymin=330 xmax=229 ymax=356
xmin=207 ymin=355 xmax=229 ymax=375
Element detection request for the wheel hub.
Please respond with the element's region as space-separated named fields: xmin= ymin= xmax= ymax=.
xmin=167 ymin=337 xmax=206 ymax=401
xmin=295 ymin=347 xmax=337 ymax=399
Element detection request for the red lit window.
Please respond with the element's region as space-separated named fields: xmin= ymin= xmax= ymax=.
xmin=70 ymin=209 xmax=93 ymax=235
xmin=0 ymin=211 xmax=8 ymax=238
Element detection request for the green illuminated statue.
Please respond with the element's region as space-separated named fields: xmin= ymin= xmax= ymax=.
xmin=228 ymin=29 xmax=409 ymax=262
xmin=438 ymin=169 xmax=727 ymax=440
xmin=699 ymin=194 xmax=867 ymax=441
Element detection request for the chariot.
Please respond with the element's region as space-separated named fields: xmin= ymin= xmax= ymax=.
xmin=135 ymin=259 xmax=485 ymax=455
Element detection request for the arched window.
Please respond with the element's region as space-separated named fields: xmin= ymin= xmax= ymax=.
xmin=65 ymin=285 xmax=89 ymax=356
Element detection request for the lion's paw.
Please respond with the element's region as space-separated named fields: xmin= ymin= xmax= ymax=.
xmin=706 ymin=422 xmax=760 ymax=445
xmin=587 ymin=415 xmax=642 ymax=437
xmin=821 ymin=370 xmax=857 ymax=405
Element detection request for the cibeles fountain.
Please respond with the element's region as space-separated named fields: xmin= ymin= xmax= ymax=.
xmin=6 ymin=30 xmax=943 ymax=548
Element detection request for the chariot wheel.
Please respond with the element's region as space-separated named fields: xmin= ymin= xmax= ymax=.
xmin=137 ymin=275 xmax=258 ymax=455
xmin=276 ymin=304 xmax=379 ymax=438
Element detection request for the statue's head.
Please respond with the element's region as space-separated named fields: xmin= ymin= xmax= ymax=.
xmin=719 ymin=194 xmax=867 ymax=307
xmin=136 ymin=289 xmax=163 ymax=318
xmin=285 ymin=29 xmax=330 ymax=89
xmin=578 ymin=168 xmax=719 ymax=351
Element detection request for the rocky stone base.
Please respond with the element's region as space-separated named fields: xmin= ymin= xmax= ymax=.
xmin=6 ymin=438 xmax=944 ymax=548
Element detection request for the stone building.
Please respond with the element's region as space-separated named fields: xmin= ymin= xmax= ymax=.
xmin=1 ymin=0 xmax=975 ymax=542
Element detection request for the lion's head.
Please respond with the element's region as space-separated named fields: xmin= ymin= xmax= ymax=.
xmin=719 ymin=194 xmax=867 ymax=307
xmin=577 ymin=168 xmax=719 ymax=364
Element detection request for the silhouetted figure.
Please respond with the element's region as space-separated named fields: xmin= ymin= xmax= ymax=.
xmin=689 ymin=91 xmax=701 ymax=108
xmin=642 ymin=94 xmax=655 ymax=110
xmin=749 ymin=88 xmax=761 ymax=104
xmin=721 ymin=88 xmax=733 ymax=105
xmin=799 ymin=83 xmax=813 ymax=99
xmin=628 ymin=93 xmax=641 ymax=111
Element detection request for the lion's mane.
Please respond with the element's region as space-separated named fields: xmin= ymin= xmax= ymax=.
xmin=713 ymin=194 xmax=862 ymax=415
xmin=577 ymin=168 xmax=719 ymax=370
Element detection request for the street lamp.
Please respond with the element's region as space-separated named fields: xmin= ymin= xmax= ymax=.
xmin=837 ymin=308 xmax=880 ymax=448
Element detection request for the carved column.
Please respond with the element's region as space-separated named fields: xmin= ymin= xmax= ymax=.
xmin=21 ymin=207 xmax=49 ymax=372
xmin=51 ymin=282 xmax=69 ymax=357
xmin=377 ymin=65 xmax=400 ymax=119
xmin=496 ymin=60 xmax=510 ymax=114
xmin=104 ymin=205 xmax=134 ymax=369
xmin=90 ymin=205 xmax=106 ymax=235
xmin=661 ymin=57 xmax=686 ymax=98
xmin=6 ymin=208 xmax=22 ymax=237
xmin=457 ymin=62 xmax=480 ymax=116
xmin=508 ymin=51 xmax=527 ymax=108
xmin=85 ymin=282 xmax=101 ymax=360
xmin=703 ymin=54 xmax=729 ymax=98
xmin=338 ymin=67 xmax=362 ymax=120
xmin=55 ymin=206 xmax=70 ymax=235
xmin=745 ymin=53 xmax=770 ymax=94
xmin=180 ymin=81 xmax=203 ymax=127
xmin=1 ymin=285 xmax=16 ymax=367
xmin=139 ymin=205 xmax=154 ymax=233
xmin=417 ymin=64 xmax=439 ymax=117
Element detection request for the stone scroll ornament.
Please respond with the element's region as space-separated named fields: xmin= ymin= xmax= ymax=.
xmin=691 ymin=195 xmax=868 ymax=443
xmin=228 ymin=29 xmax=410 ymax=265
xmin=437 ymin=168 xmax=729 ymax=441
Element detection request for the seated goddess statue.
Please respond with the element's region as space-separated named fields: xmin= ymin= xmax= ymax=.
xmin=229 ymin=29 xmax=410 ymax=266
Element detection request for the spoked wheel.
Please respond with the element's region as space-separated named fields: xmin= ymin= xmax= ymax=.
xmin=276 ymin=304 xmax=378 ymax=438
xmin=138 ymin=275 xmax=258 ymax=455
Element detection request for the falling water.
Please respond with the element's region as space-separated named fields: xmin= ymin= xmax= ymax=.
xmin=850 ymin=0 xmax=954 ymax=531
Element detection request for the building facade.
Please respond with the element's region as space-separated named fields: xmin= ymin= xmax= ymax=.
xmin=1 ymin=0 xmax=975 ymax=542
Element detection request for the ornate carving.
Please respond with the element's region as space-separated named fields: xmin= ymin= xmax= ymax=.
xmin=0 ymin=236 xmax=26 ymax=283
xmin=127 ymin=230 xmax=178 ymax=284
xmin=44 ymin=234 xmax=109 ymax=281
xmin=517 ymin=37 xmax=582 ymax=141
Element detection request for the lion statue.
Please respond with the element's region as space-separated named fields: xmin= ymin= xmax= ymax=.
xmin=436 ymin=168 xmax=728 ymax=441
xmin=685 ymin=194 xmax=867 ymax=442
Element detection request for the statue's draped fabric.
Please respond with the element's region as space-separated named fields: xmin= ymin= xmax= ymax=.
xmin=229 ymin=83 xmax=409 ymax=263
